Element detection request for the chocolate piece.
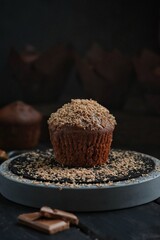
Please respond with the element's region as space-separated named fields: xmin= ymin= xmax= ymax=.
xmin=18 ymin=212 xmax=69 ymax=234
xmin=40 ymin=206 xmax=79 ymax=225
xmin=0 ymin=149 xmax=8 ymax=162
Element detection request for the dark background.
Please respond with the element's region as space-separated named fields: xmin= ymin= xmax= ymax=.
xmin=0 ymin=0 xmax=160 ymax=150
xmin=0 ymin=0 xmax=159 ymax=103
xmin=0 ymin=0 xmax=159 ymax=65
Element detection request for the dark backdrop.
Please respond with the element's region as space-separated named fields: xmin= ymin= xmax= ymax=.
xmin=0 ymin=0 xmax=159 ymax=106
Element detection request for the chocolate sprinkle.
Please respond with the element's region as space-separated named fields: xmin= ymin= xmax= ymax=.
xmin=8 ymin=149 xmax=155 ymax=185
xmin=48 ymin=99 xmax=116 ymax=131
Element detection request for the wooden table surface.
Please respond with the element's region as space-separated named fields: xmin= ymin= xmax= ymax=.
xmin=0 ymin=147 xmax=160 ymax=240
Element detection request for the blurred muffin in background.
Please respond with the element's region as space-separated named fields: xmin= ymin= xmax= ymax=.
xmin=0 ymin=101 xmax=42 ymax=150
xmin=8 ymin=44 xmax=73 ymax=104
xmin=133 ymin=49 xmax=160 ymax=115
xmin=75 ymin=43 xmax=133 ymax=109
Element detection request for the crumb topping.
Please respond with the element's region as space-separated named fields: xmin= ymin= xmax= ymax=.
xmin=9 ymin=149 xmax=155 ymax=188
xmin=48 ymin=99 xmax=116 ymax=130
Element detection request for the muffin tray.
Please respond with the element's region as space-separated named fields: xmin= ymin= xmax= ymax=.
xmin=0 ymin=150 xmax=160 ymax=212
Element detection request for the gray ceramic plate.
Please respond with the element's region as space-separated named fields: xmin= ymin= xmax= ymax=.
xmin=0 ymin=151 xmax=160 ymax=212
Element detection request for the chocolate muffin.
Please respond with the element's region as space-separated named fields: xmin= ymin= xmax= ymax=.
xmin=0 ymin=101 xmax=42 ymax=150
xmin=48 ymin=99 xmax=116 ymax=167
xmin=133 ymin=49 xmax=160 ymax=115
xmin=8 ymin=44 xmax=73 ymax=104
xmin=75 ymin=44 xmax=133 ymax=109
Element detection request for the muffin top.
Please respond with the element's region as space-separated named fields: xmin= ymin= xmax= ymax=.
xmin=48 ymin=99 xmax=116 ymax=131
xmin=0 ymin=101 xmax=42 ymax=124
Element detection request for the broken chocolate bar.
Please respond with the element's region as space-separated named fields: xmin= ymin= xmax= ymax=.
xmin=40 ymin=206 xmax=79 ymax=225
xmin=18 ymin=212 xmax=69 ymax=234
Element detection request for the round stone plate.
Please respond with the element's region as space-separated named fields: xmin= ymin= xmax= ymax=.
xmin=0 ymin=150 xmax=160 ymax=212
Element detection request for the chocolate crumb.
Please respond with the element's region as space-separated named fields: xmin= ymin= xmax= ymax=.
xmin=8 ymin=149 xmax=155 ymax=187
xmin=48 ymin=99 xmax=116 ymax=131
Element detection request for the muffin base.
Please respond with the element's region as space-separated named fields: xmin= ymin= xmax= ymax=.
xmin=49 ymin=126 xmax=113 ymax=167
